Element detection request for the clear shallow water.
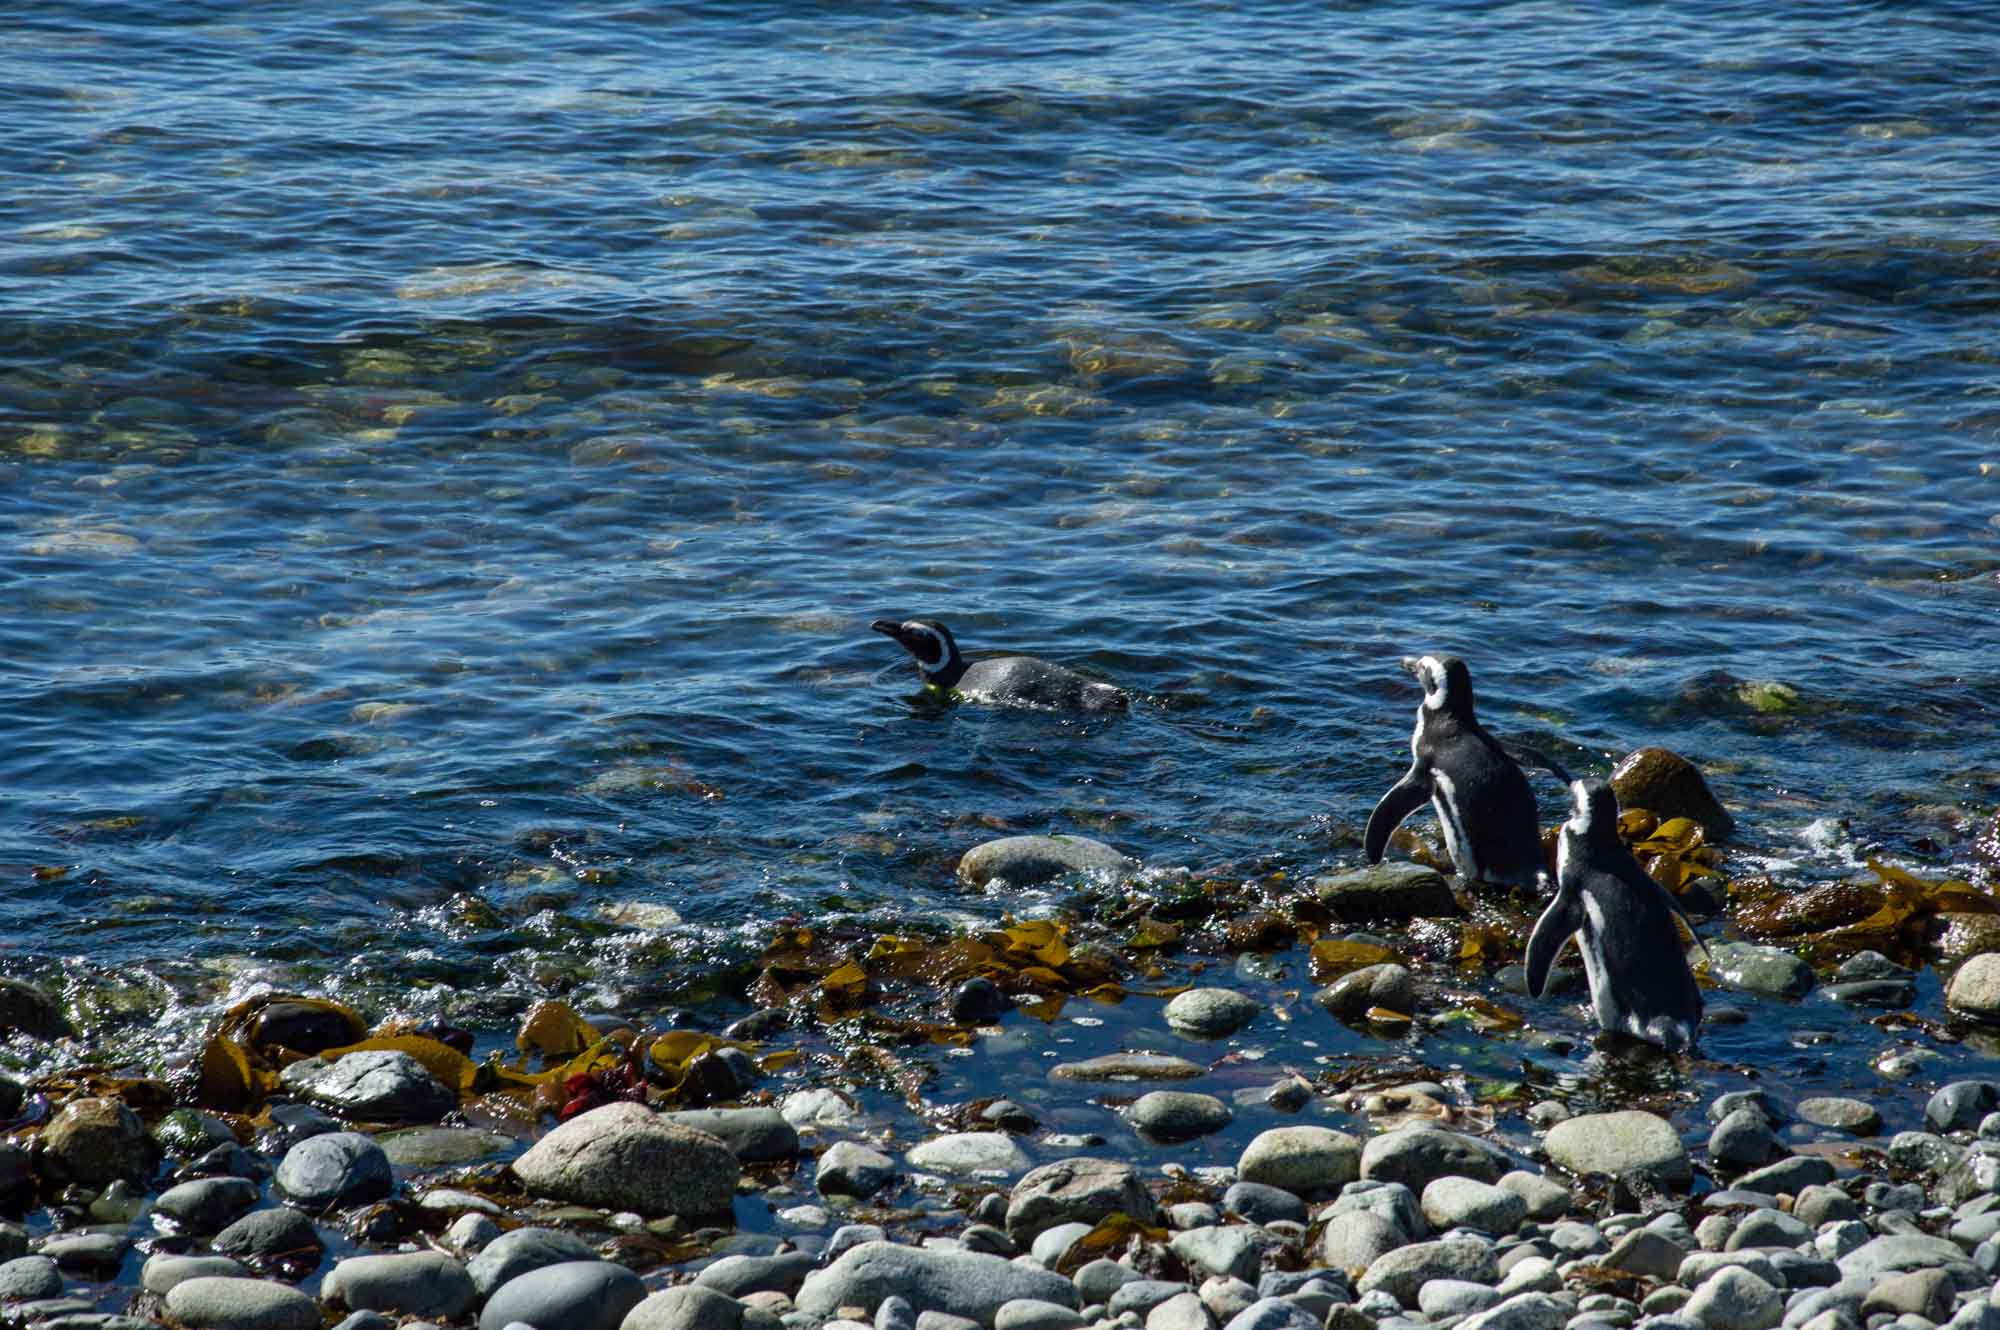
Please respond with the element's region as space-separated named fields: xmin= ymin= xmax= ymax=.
xmin=1 ymin=1 xmax=1998 ymax=1089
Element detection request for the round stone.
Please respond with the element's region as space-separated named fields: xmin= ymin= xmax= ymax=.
xmin=1235 ymin=1126 xmax=1362 ymax=1196
xmin=274 ymin=1131 xmax=393 ymax=1209
xmin=478 ymin=1259 xmax=646 ymax=1330
xmin=163 ymin=1275 xmax=321 ymax=1330
xmin=1164 ymin=989 xmax=1262 ymax=1039
xmin=1128 ymin=1092 xmax=1233 ymax=1142
xmin=1796 ymin=1098 xmax=1883 ymax=1136
xmin=1543 ymin=1111 xmax=1691 ymax=1188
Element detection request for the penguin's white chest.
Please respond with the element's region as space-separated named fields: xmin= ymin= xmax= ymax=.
xmin=1430 ymin=769 xmax=1478 ymax=881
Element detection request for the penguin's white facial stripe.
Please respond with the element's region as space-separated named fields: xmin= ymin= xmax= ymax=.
xmin=1418 ymin=656 xmax=1447 ymax=710
xmin=1567 ymin=780 xmax=1595 ymax=835
xmin=904 ymin=623 xmax=950 ymax=673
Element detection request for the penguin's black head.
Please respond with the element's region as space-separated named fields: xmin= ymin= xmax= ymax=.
xmin=1402 ymin=654 xmax=1475 ymax=719
xmin=1567 ymin=778 xmax=1622 ymax=843
xmin=870 ymin=617 xmax=963 ymax=680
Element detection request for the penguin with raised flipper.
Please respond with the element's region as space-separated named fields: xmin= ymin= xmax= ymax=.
xmin=870 ymin=617 xmax=1127 ymax=713
xmin=1363 ymin=654 xmax=1546 ymax=889
xmin=1526 ymin=777 xmax=1710 ymax=1054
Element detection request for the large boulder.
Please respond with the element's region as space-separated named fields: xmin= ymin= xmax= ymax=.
xmin=511 ymin=1101 xmax=738 ymax=1217
xmin=1947 ymin=953 xmax=2000 ymax=1021
xmin=1610 ymin=748 xmax=1733 ymax=841
xmin=795 ymin=1241 xmax=1080 ymax=1327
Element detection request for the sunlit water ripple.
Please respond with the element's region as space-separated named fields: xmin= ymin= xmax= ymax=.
xmin=1 ymin=1 xmax=1996 ymax=1097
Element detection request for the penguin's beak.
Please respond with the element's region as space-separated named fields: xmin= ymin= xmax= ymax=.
xmin=1399 ymin=656 xmax=1423 ymax=679
xmin=870 ymin=618 xmax=912 ymax=647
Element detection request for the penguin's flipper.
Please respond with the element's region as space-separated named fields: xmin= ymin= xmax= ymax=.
xmin=1525 ymin=888 xmax=1583 ymax=998
xmin=1500 ymin=741 xmax=1573 ymax=786
xmin=1363 ymin=767 xmax=1433 ymax=864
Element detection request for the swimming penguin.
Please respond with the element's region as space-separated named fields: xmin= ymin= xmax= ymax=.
xmin=870 ymin=617 xmax=1128 ymax=712
xmin=1363 ymin=655 xmax=1546 ymax=889
xmin=1526 ymin=778 xmax=1709 ymax=1053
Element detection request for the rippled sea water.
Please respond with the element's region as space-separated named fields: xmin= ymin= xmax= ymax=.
xmin=2 ymin=1 xmax=1998 ymax=1104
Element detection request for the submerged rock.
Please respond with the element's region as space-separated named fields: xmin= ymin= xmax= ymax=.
xmin=1704 ymin=941 xmax=1814 ymax=999
xmin=1049 ymin=1052 xmax=1203 ymax=1081
xmin=1314 ymin=963 xmax=1418 ymax=1018
xmin=1128 ymin=1091 xmax=1233 ymax=1142
xmin=1610 ymin=747 xmax=1734 ymax=841
xmin=0 ymin=979 xmax=73 ymax=1041
xmin=958 ymin=836 xmax=1134 ymax=888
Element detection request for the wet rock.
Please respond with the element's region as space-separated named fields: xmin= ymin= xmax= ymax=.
xmin=1318 ymin=1209 xmax=1404 ymax=1274
xmin=259 ymin=1103 xmax=340 ymax=1153
xmin=1006 ymin=1157 xmax=1159 ymax=1243
xmin=1683 ymin=1265 xmax=1781 ymax=1330
xmin=1609 ymin=748 xmax=1734 ymax=841
xmin=1165 ymin=989 xmax=1262 ymax=1039
xmin=698 ymin=1251 xmax=819 ymax=1299
xmin=141 ymin=1252 xmax=253 ymax=1294
xmin=249 ymin=999 xmax=364 ymax=1054
xmin=34 ymin=1096 xmax=160 ymax=1187
xmin=1928 ymin=1082 xmax=2000 ymax=1134
xmin=951 ymin=979 xmax=1015 ymax=1025
xmin=1825 ymin=953 xmax=1916 ymax=1008
xmin=163 ymin=1275 xmax=321 ymax=1330
xmin=1237 ymin=1126 xmax=1363 ymax=1196
xmin=0 ymin=1255 xmax=61 ymax=1299
xmin=481 ymin=1259 xmax=648 ymax=1330
xmin=280 ymin=1049 xmax=456 ymax=1122
xmin=1223 ymin=1182 xmax=1306 ymax=1226
xmin=1544 ymin=1111 xmax=1691 ymax=1188
xmin=274 ymin=1131 xmax=393 ymax=1209
xmin=1710 ymin=1110 xmax=1781 ymax=1170
xmin=907 ymin=1132 xmax=1034 ymax=1176
xmin=796 ymin=1241 xmax=1079 ymax=1325
xmin=1362 ymin=1125 xmax=1509 ymax=1192
xmin=1129 ymin=1092 xmax=1233 ymax=1142
xmin=36 ymin=1230 xmax=121 ymax=1274
xmin=662 ymin=1108 xmax=800 ymax=1163
xmin=959 ymin=836 xmax=1134 ymax=888
xmin=1356 ymin=1237 xmax=1498 ymax=1304
xmin=513 ymin=1102 xmax=737 ymax=1216
xmin=214 ymin=1206 xmax=324 ymax=1267
xmin=1945 ymin=955 xmax=2000 ymax=1019
xmin=1704 ymin=942 xmax=1814 ymax=999
xmin=1313 ymin=864 xmax=1458 ymax=921
xmin=1796 ymin=1098 xmax=1882 ymax=1136
xmin=1422 ymin=1176 xmax=1526 ymax=1234
xmin=1314 ymin=963 xmax=1420 ymax=1020
xmin=373 ymin=1125 xmax=511 ymax=1168
xmin=1049 ymin=1052 xmax=1204 ymax=1081
xmin=322 ymin=1251 xmax=476 ymax=1321
xmin=782 ymin=1088 xmax=859 ymax=1131
xmin=153 ymin=1176 xmax=259 ymax=1234
xmin=818 ymin=1141 xmax=897 ymax=1198
xmin=0 ymin=978 xmax=73 ymax=1041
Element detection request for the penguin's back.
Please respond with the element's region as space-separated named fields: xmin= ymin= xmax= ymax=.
xmin=957 ymin=656 xmax=1128 ymax=712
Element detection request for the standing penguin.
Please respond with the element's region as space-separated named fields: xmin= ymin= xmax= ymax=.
xmin=1526 ymin=778 xmax=1709 ymax=1053
xmin=870 ymin=617 xmax=1128 ymax=712
xmin=1363 ymin=655 xmax=1545 ymax=889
